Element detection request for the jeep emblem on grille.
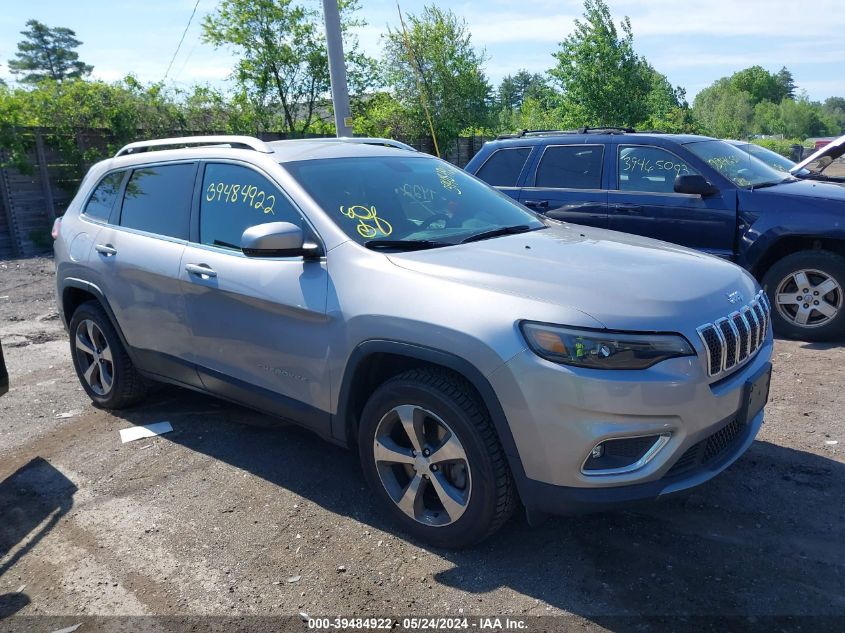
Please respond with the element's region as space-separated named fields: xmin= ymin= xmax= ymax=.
xmin=727 ymin=291 xmax=744 ymax=304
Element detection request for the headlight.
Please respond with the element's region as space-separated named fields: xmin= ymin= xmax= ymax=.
xmin=520 ymin=322 xmax=695 ymax=370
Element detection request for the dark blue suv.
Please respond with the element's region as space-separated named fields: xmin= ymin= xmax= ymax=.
xmin=466 ymin=128 xmax=845 ymax=341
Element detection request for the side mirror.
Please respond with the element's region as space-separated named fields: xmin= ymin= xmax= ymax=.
xmin=240 ymin=222 xmax=321 ymax=259
xmin=674 ymin=174 xmax=718 ymax=196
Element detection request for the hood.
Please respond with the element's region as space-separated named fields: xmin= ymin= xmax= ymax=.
xmin=792 ymin=133 xmax=845 ymax=175
xmin=387 ymin=224 xmax=758 ymax=332
xmin=745 ymin=177 xmax=845 ymax=202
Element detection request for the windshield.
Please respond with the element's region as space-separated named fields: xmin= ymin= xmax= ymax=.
xmin=284 ymin=156 xmax=544 ymax=246
xmin=739 ymin=143 xmax=807 ymax=175
xmin=686 ymin=140 xmax=791 ymax=188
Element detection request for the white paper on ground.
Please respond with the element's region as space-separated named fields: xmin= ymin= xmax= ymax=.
xmin=119 ymin=421 xmax=173 ymax=444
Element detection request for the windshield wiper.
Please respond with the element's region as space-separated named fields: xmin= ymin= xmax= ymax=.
xmin=753 ymin=178 xmax=794 ymax=189
xmin=460 ymin=224 xmax=538 ymax=244
xmin=364 ymin=239 xmax=451 ymax=251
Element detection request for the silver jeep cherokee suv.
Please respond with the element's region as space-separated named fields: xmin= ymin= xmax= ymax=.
xmin=54 ymin=135 xmax=773 ymax=547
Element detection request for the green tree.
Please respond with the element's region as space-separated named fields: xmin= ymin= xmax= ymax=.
xmin=778 ymin=96 xmax=836 ymax=139
xmin=822 ymin=96 xmax=845 ymax=133
xmin=202 ymin=0 xmax=376 ymax=134
xmin=8 ymin=19 xmax=93 ymax=84
xmin=498 ymin=70 xmax=551 ymax=111
xmin=776 ymin=66 xmax=796 ymax=100
xmin=693 ymin=83 xmax=755 ymax=138
xmin=382 ymin=5 xmax=493 ymax=152
xmin=548 ymin=0 xmax=653 ymax=128
xmin=731 ymin=65 xmax=789 ymax=105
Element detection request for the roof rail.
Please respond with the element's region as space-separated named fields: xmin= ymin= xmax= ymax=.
xmin=115 ymin=135 xmax=274 ymax=158
xmin=496 ymin=129 xmax=579 ymax=140
xmin=577 ymin=126 xmax=636 ymax=134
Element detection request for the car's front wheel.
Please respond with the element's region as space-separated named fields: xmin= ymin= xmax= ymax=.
xmin=763 ymin=250 xmax=845 ymax=341
xmin=69 ymin=301 xmax=147 ymax=409
xmin=358 ymin=368 xmax=516 ymax=548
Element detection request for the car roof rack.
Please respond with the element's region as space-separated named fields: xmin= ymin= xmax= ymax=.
xmin=495 ymin=126 xmax=636 ymax=140
xmin=496 ymin=129 xmax=578 ymax=140
xmin=115 ymin=135 xmax=274 ymax=157
xmin=576 ymin=126 xmax=636 ymax=134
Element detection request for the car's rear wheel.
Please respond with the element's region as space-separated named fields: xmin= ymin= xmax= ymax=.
xmin=69 ymin=301 xmax=147 ymax=408
xmin=358 ymin=368 xmax=516 ymax=548
xmin=763 ymin=250 xmax=845 ymax=341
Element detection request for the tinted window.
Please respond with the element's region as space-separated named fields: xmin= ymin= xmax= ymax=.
xmin=618 ymin=146 xmax=698 ymax=193
xmin=476 ymin=148 xmax=531 ymax=187
xmin=200 ymin=163 xmax=303 ymax=250
xmin=83 ymin=171 xmax=124 ymax=221
xmin=120 ymin=164 xmax=195 ymax=239
xmin=535 ymin=145 xmax=603 ymax=189
xmin=285 ymin=157 xmax=543 ymax=246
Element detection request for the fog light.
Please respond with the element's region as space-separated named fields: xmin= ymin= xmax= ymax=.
xmin=583 ymin=434 xmax=670 ymax=475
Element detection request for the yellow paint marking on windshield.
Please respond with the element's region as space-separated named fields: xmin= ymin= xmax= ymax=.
xmin=435 ymin=166 xmax=462 ymax=195
xmin=205 ymin=182 xmax=275 ymax=215
xmin=340 ymin=205 xmax=393 ymax=238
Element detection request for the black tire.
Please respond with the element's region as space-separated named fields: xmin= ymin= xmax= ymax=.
xmin=762 ymin=250 xmax=845 ymax=341
xmin=68 ymin=300 xmax=147 ymax=408
xmin=358 ymin=368 xmax=516 ymax=548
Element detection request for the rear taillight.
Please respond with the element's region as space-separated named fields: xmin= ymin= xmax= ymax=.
xmin=51 ymin=217 xmax=62 ymax=240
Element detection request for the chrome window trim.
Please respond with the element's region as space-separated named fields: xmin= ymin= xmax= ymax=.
xmin=580 ymin=433 xmax=672 ymax=476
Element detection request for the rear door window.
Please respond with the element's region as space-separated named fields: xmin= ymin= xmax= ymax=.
xmin=199 ymin=163 xmax=303 ymax=250
xmin=119 ymin=164 xmax=196 ymax=239
xmin=83 ymin=171 xmax=125 ymax=221
xmin=475 ymin=147 xmax=531 ymax=187
xmin=535 ymin=145 xmax=604 ymax=189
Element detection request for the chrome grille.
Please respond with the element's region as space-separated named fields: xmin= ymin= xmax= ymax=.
xmin=697 ymin=291 xmax=770 ymax=377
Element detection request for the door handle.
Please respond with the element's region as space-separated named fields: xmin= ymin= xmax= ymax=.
xmin=94 ymin=244 xmax=117 ymax=256
xmin=523 ymin=200 xmax=549 ymax=210
xmin=185 ymin=263 xmax=217 ymax=278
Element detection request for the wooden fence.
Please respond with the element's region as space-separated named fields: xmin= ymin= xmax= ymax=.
xmin=0 ymin=129 xmax=489 ymax=259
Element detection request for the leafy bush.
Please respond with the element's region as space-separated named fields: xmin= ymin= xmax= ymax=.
xmin=752 ymin=138 xmax=803 ymax=158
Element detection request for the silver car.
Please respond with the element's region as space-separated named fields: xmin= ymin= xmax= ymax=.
xmin=54 ymin=135 xmax=773 ymax=547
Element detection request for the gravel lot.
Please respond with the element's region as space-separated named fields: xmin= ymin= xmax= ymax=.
xmin=0 ymin=256 xmax=843 ymax=631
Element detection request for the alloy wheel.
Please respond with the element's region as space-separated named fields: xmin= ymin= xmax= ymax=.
xmin=372 ymin=404 xmax=471 ymax=527
xmin=775 ymin=268 xmax=842 ymax=328
xmin=74 ymin=319 xmax=114 ymax=396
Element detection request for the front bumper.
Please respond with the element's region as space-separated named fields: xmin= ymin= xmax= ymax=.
xmin=488 ymin=332 xmax=772 ymax=512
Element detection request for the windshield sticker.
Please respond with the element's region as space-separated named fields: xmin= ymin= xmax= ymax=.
xmin=206 ymin=182 xmax=276 ymax=215
xmin=435 ymin=166 xmax=462 ymax=195
xmin=340 ymin=205 xmax=393 ymax=238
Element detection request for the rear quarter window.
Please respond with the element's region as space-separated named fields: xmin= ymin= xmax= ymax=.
xmin=475 ymin=147 xmax=531 ymax=187
xmin=535 ymin=145 xmax=604 ymax=189
xmin=119 ymin=163 xmax=196 ymax=239
xmin=83 ymin=171 xmax=125 ymax=221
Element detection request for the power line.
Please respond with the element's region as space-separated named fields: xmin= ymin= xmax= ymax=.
xmin=162 ymin=0 xmax=201 ymax=83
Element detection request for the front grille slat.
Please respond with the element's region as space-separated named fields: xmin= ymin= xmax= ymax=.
xmin=697 ymin=290 xmax=769 ymax=378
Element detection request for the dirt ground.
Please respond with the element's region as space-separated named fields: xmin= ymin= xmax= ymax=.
xmin=0 ymin=256 xmax=843 ymax=632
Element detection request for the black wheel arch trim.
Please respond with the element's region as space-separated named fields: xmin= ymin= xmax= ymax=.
xmin=60 ymin=278 xmax=138 ymax=365
xmin=332 ymin=339 xmax=529 ymax=495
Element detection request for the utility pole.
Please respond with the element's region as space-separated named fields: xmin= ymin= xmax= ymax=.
xmin=322 ymin=0 xmax=353 ymax=137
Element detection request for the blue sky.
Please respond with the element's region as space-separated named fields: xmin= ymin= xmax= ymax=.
xmin=1 ymin=0 xmax=843 ymax=102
